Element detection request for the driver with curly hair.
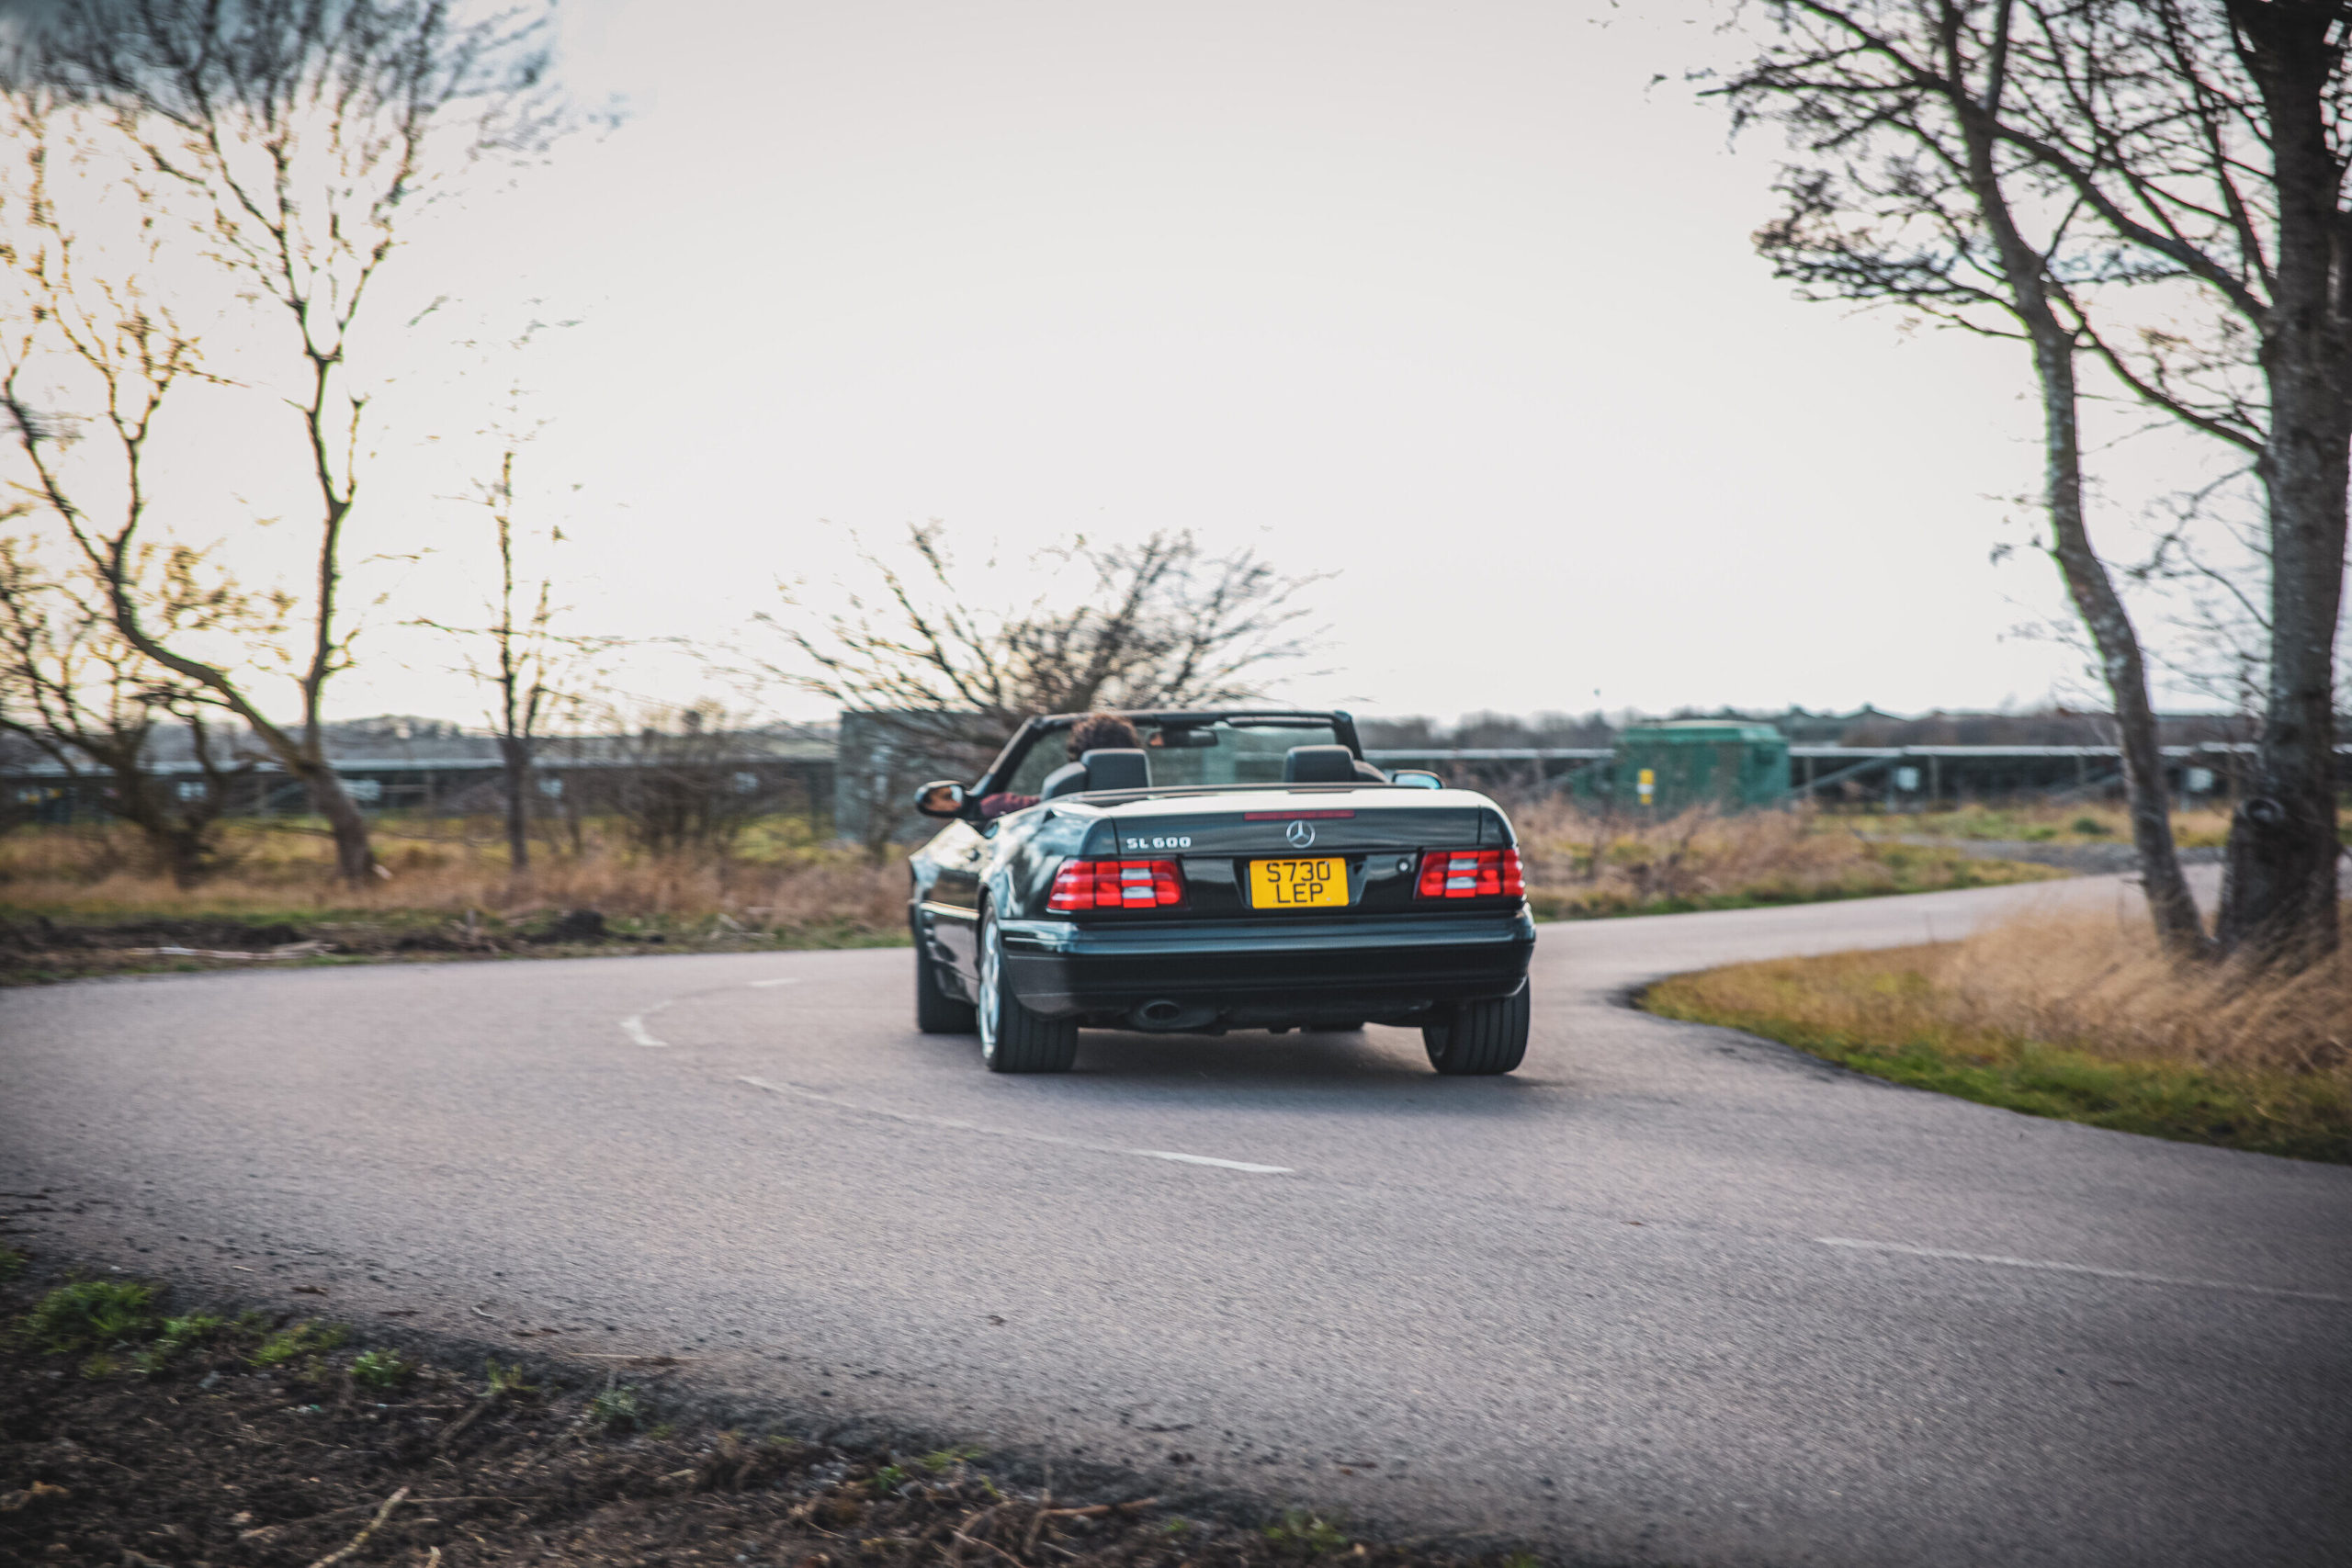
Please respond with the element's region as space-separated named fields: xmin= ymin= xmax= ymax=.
xmin=978 ymin=711 xmax=1142 ymax=819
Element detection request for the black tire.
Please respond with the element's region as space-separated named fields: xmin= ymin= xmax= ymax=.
xmin=913 ymin=924 xmax=978 ymax=1034
xmin=1424 ymin=985 xmax=1530 ymax=1076
xmin=978 ymin=910 xmax=1078 ymax=1073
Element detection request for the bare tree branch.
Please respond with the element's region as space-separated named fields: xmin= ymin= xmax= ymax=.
xmin=749 ymin=524 xmax=1329 ymax=776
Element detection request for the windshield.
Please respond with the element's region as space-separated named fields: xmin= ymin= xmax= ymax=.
xmin=998 ymin=717 xmax=1345 ymax=796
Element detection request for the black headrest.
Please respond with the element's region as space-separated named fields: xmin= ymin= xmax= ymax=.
xmin=1039 ymin=761 xmax=1090 ymax=800
xmin=1080 ymin=748 xmax=1150 ymax=791
xmin=1283 ymin=745 xmax=1361 ymax=784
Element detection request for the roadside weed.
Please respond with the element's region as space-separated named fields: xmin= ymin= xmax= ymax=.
xmin=589 ymin=1382 xmax=641 ymax=1430
xmin=919 ymin=1444 xmax=985 ymax=1472
xmin=484 ymin=1359 xmax=535 ymax=1396
xmin=1263 ymin=1509 xmax=1352 ymax=1555
xmin=0 ymin=1245 xmax=25 ymax=1279
xmin=26 ymin=1280 xmax=157 ymax=1354
xmin=253 ymin=1321 xmax=344 ymax=1368
xmin=134 ymin=1313 xmax=225 ymax=1374
xmin=159 ymin=1312 xmax=223 ymax=1349
xmin=350 ymin=1348 xmax=413 ymax=1389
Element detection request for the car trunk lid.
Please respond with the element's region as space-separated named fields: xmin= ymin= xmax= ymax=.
xmin=1108 ymin=791 xmax=1491 ymax=856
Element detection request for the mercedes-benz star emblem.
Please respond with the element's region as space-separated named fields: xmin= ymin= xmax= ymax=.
xmin=1284 ymin=818 xmax=1317 ymax=849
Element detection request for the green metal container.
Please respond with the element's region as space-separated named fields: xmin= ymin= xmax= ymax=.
xmin=1612 ymin=722 xmax=1791 ymax=813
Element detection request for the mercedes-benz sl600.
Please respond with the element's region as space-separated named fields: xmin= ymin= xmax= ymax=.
xmin=905 ymin=711 xmax=1536 ymax=1075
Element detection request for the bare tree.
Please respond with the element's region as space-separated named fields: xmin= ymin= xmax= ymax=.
xmin=0 ymin=534 xmax=267 ymax=884
xmin=416 ymin=446 xmax=609 ymax=871
xmin=1724 ymin=0 xmax=2352 ymax=965
xmin=756 ymin=523 xmax=1328 ymax=776
xmin=1720 ymin=0 xmax=2209 ymax=956
xmin=0 ymin=0 xmax=558 ymax=883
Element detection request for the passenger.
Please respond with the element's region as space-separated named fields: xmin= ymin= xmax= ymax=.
xmin=978 ymin=711 xmax=1143 ymax=819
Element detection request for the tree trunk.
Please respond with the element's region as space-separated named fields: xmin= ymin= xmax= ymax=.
xmin=499 ymin=734 xmax=532 ymax=873
xmin=1959 ymin=89 xmax=2210 ymax=960
xmin=2214 ymin=0 xmax=2350 ymax=968
xmin=162 ymin=820 xmax=210 ymax=890
xmin=106 ymin=766 xmax=207 ymax=889
xmin=299 ymin=764 xmax=378 ymax=884
xmin=2028 ymin=321 xmax=2211 ymax=958
xmin=2215 ymin=364 xmax=2348 ymax=964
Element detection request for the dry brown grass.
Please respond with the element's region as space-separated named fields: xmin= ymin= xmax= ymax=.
xmin=1510 ymin=798 xmax=2059 ymax=917
xmin=0 ymin=816 xmax=905 ymax=932
xmin=1646 ymin=907 xmax=2352 ymax=1161
xmin=1942 ymin=911 xmax=2352 ymax=1076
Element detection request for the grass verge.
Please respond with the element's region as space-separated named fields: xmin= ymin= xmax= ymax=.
xmin=1513 ymin=800 xmax=2063 ymax=920
xmin=0 ymin=1265 xmax=1527 ymax=1568
xmin=1643 ymin=919 xmax=2352 ymax=1164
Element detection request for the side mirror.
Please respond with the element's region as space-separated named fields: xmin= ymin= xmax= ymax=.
xmin=914 ymin=781 xmax=971 ymax=818
xmin=1392 ymin=770 xmax=1443 ymax=790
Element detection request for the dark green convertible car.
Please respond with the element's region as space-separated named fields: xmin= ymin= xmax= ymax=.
xmin=906 ymin=710 xmax=1537 ymax=1076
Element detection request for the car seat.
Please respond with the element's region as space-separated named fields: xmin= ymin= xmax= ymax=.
xmin=1039 ymin=747 xmax=1153 ymax=799
xmin=1081 ymin=749 xmax=1150 ymax=790
xmin=1283 ymin=745 xmax=1380 ymax=784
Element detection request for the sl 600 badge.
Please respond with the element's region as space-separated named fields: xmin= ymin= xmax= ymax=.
xmin=1138 ymin=835 xmax=1192 ymax=850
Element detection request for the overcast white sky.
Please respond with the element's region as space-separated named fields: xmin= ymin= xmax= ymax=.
xmin=29 ymin=0 xmax=2261 ymax=728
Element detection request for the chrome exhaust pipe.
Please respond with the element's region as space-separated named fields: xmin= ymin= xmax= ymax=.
xmin=1130 ymin=998 xmax=1216 ymax=1032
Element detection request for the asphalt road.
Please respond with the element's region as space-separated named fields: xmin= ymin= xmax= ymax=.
xmin=5 ymin=873 xmax=2347 ymax=1567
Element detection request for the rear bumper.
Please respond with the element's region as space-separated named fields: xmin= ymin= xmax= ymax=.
xmin=997 ymin=910 xmax=1536 ymax=1024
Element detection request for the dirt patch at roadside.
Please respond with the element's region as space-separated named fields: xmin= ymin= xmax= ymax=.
xmin=0 ymin=1260 xmax=1521 ymax=1568
xmin=0 ymin=912 xmax=903 ymax=986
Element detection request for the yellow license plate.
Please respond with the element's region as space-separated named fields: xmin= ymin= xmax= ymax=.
xmin=1250 ymin=857 xmax=1347 ymax=909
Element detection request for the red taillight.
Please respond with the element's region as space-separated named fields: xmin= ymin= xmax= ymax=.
xmin=1416 ymin=848 xmax=1524 ymax=899
xmin=1046 ymin=858 xmax=1185 ymax=912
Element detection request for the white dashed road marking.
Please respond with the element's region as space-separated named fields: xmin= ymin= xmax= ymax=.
xmin=737 ymin=1075 xmax=1293 ymax=1175
xmin=619 ymin=999 xmax=676 ymax=1049
xmin=1818 ymin=1236 xmax=2352 ymax=1305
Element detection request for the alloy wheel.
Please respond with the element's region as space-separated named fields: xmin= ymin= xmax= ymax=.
xmin=978 ymin=913 xmax=1001 ymax=1066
